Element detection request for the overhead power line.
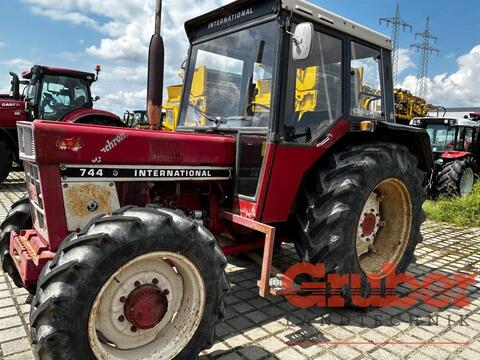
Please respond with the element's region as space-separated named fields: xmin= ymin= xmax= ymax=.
xmin=380 ymin=2 xmax=412 ymax=84
xmin=411 ymin=17 xmax=440 ymax=100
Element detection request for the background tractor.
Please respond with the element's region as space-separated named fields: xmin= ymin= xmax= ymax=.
xmin=123 ymin=110 xmax=152 ymax=129
xmin=411 ymin=116 xmax=480 ymax=197
xmin=1 ymin=0 xmax=433 ymax=359
xmin=0 ymin=65 xmax=123 ymax=183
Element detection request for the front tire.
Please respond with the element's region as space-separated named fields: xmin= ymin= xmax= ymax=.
xmin=0 ymin=196 xmax=32 ymax=290
xmin=30 ymin=207 xmax=229 ymax=360
xmin=295 ymin=143 xmax=425 ymax=302
xmin=436 ymin=158 xmax=476 ymax=197
xmin=0 ymin=140 xmax=13 ymax=183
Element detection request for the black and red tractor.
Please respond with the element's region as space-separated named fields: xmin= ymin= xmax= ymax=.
xmin=411 ymin=117 xmax=479 ymax=197
xmin=1 ymin=0 xmax=433 ymax=358
xmin=0 ymin=65 xmax=123 ymax=183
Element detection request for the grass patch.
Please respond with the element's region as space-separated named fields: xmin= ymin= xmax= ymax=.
xmin=423 ymin=182 xmax=480 ymax=227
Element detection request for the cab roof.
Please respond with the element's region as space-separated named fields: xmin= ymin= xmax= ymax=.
xmin=413 ymin=117 xmax=480 ymax=128
xmin=185 ymin=0 xmax=392 ymax=50
xmin=22 ymin=65 xmax=96 ymax=82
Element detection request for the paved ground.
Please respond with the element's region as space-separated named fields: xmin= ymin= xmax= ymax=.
xmin=1 ymin=171 xmax=480 ymax=359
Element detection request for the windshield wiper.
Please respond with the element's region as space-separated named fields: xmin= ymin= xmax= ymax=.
xmin=188 ymin=102 xmax=225 ymax=126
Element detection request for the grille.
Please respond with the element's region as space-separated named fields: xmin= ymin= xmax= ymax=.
xmin=24 ymin=163 xmax=46 ymax=232
xmin=17 ymin=123 xmax=36 ymax=160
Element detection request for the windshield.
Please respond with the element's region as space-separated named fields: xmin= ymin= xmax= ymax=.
xmin=39 ymin=75 xmax=91 ymax=120
xmin=178 ymin=21 xmax=276 ymax=129
xmin=426 ymin=124 xmax=456 ymax=152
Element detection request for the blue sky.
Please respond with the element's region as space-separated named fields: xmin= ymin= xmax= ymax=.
xmin=1 ymin=0 xmax=479 ymax=114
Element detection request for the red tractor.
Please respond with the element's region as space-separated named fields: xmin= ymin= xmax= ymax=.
xmin=411 ymin=117 xmax=479 ymax=197
xmin=1 ymin=0 xmax=433 ymax=358
xmin=0 ymin=65 xmax=123 ymax=183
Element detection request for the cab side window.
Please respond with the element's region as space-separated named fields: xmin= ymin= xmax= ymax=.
xmin=464 ymin=128 xmax=474 ymax=152
xmin=350 ymin=42 xmax=384 ymax=120
xmin=285 ymin=28 xmax=343 ymax=144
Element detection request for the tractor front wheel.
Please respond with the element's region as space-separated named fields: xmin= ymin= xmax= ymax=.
xmin=0 ymin=196 xmax=32 ymax=291
xmin=0 ymin=140 xmax=13 ymax=183
xmin=436 ymin=158 xmax=476 ymax=197
xmin=30 ymin=207 xmax=229 ymax=360
xmin=295 ymin=143 xmax=425 ymax=303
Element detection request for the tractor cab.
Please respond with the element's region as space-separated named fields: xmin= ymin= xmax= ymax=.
xmin=411 ymin=116 xmax=480 ymax=196
xmin=123 ymin=110 xmax=150 ymax=128
xmin=20 ymin=65 xmax=114 ymax=123
xmin=177 ymin=0 xmax=399 ymax=205
xmin=411 ymin=117 xmax=480 ymax=159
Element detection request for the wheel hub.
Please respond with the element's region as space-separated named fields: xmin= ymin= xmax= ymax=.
xmin=123 ymin=284 xmax=168 ymax=330
xmin=460 ymin=167 xmax=475 ymax=197
xmin=356 ymin=192 xmax=381 ymax=257
xmin=361 ymin=213 xmax=377 ymax=237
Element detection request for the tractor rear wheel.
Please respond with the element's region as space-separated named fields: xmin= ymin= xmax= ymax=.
xmin=0 ymin=195 xmax=32 ymax=291
xmin=30 ymin=207 xmax=229 ymax=360
xmin=295 ymin=143 xmax=425 ymax=303
xmin=436 ymin=158 xmax=476 ymax=197
xmin=0 ymin=140 xmax=13 ymax=183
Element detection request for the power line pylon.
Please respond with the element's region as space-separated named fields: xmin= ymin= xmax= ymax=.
xmin=411 ymin=17 xmax=439 ymax=100
xmin=380 ymin=2 xmax=412 ymax=84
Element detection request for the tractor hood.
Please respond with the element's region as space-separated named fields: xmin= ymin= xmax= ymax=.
xmin=0 ymin=99 xmax=27 ymax=128
xmin=21 ymin=121 xmax=236 ymax=167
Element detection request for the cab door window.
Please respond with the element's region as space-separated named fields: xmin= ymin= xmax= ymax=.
xmin=464 ymin=128 xmax=474 ymax=152
xmin=284 ymin=29 xmax=343 ymax=144
xmin=350 ymin=42 xmax=384 ymax=120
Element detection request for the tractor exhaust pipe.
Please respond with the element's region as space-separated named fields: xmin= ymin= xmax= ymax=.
xmin=147 ymin=0 xmax=165 ymax=128
xmin=9 ymin=72 xmax=20 ymax=101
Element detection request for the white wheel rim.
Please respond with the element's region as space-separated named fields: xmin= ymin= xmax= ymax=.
xmin=356 ymin=179 xmax=412 ymax=278
xmin=88 ymin=252 xmax=205 ymax=359
xmin=460 ymin=168 xmax=474 ymax=197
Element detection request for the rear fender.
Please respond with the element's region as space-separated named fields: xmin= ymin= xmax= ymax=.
xmin=441 ymin=151 xmax=471 ymax=160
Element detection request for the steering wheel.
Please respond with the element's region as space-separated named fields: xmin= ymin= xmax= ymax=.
xmin=246 ymin=103 xmax=270 ymax=116
xmin=43 ymin=92 xmax=58 ymax=108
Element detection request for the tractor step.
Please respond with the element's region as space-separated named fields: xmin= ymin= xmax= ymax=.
xmin=9 ymin=229 xmax=55 ymax=288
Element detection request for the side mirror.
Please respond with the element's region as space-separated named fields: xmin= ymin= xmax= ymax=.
xmin=94 ymin=96 xmax=101 ymax=102
xmin=292 ymin=22 xmax=314 ymax=61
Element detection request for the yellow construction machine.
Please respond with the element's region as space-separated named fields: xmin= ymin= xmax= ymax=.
xmin=394 ymin=88 xmax=445 ymax=125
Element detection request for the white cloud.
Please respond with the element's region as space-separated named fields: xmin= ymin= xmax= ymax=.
xmin=0 ymin=42 xmax=5 ymax=48
xmin=2 ymin=58 xmax=33 ymax=71
xmin=20 ymin=0 xmax=229 ymax=114
xmin=399 ymin=45 xmax=480 ymax=107
xmin=397 ymin=48 xmax=415 ymax=76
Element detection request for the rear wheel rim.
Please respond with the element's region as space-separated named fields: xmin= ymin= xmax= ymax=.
xmin=460 ymin=168 xmax=475 ymax=197
xmin=356 ymin=178 xmax=412 ymax=279
xmin=88 ymin=251 xmax=205 ymax=359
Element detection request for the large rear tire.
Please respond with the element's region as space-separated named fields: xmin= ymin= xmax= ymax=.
xmin=436 ymin=158 xmax=476 ymax=197
xmin=0 ymin=195 xmax=32 ymax=290
xmin=30 ymin=207 xmax=229 ymax=360
xmin=294 ymin=143 xmax=425 ymax=302
xmin=0 ymin=140 xmax=13 ymax=183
